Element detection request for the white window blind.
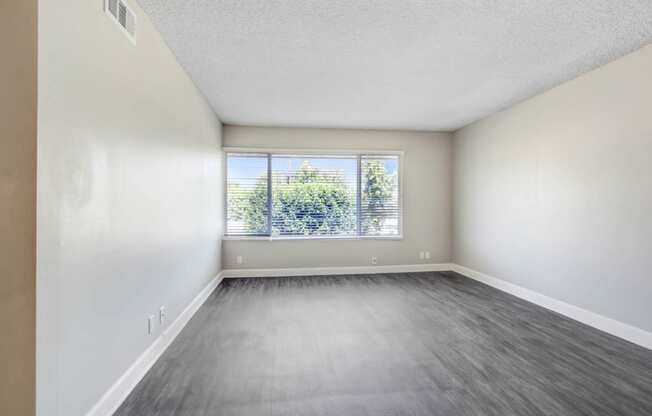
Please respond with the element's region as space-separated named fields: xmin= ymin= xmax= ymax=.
xmin=271 ymin=155 xmax=357 ymax=237
xmin=360 ymin=155 xmax=400 ymax=236
xmin=226 ymin=154 xmax=269 ymax=236
xmin=225 ymin=152 xmax=401 ymax=239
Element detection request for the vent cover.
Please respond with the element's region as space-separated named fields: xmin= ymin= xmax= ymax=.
xmin=105 ymin=0 xmax=136 ymax=43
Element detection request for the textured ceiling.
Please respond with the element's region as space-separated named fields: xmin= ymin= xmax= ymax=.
xmin=137 ymin=0 xmax=652 ymax=131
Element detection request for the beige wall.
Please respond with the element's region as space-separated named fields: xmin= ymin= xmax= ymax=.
xmin=0 ymin=0 xmax=37 ymax=415
xmin=453 ymin=44 xmax=652 ymax=333
xmin=223 ymin=126 xmax=453 ymax=269
xmin=36 ymin=1 xmax=223 ymax=415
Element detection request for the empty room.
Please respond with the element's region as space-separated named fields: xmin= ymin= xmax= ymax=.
xmin=3 ymin=1 xmax=652 ymax=415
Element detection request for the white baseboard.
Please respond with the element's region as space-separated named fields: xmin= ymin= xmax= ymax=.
xmin=451 ymin=264 xmax=652 ymax=351
xmin=85 ymin=272 xmax=225 ymax=416
xmin=222 ymin=263 xmax=454 ymax=278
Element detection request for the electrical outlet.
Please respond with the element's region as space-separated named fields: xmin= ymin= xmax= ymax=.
xmin=371 ymin=256 xmax=378 ymax=265
xmin=236 ymin=255 xmax=243 ymax=265
xmin=148 ymin=315 xmax=155 ymax=335
xmin=159 ymin=306 xmax=167 ymax=325
xmin=419 ymin=251 xmax=425 ymax=260
xmin=425 ymin=251 xmax=431 ymax=260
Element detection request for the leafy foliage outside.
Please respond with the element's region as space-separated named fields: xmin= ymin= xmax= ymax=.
xmin=271 ymin=162 xmax=355 ymax=236
xmin=362 ymin=160 xmax=397 ymax=234
xmin=227 ymin=177 xmax=269 ymax=234
xmin=228 ymin=160 xmax=395 ymax=236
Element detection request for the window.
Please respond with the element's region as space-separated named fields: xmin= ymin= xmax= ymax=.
xmin=361 ymin=155 xmax=400 ymax=236
xmin=271 ymin=155 xmax=358 ymax=237
xmin=225 ymin=152 xmax=401 ymax=239
xmin=226 ymin=154 xmax=269 ymax=236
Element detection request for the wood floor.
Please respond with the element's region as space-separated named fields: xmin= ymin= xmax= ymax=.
xmin=115 ymin=272 xmax=652 ymax=416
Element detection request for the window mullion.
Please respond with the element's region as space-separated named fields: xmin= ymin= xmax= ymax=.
xmin=356 ymin=155 xmax=362 ymax=237
xmin=267 ymin=153 xmax=272 ymax=237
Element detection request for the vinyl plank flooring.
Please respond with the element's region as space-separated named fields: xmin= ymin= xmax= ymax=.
xmin=114 ymin=272 xmax=652 ymax=416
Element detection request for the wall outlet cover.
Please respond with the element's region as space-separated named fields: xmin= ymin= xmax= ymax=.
xmin=159 ymin=306 xmax=167 ymax=324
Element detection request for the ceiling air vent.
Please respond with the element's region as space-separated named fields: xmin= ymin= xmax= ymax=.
xmin=105 ymin=0 xmax=136 ymax=43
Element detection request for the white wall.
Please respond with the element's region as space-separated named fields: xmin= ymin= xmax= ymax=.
xmin=453 ymin=44 xmax=652 ymax=334
xmin=36 ymin=1 xmax=223 ymax=415
xmin=223 ymin=126 xmax=453 ymax=269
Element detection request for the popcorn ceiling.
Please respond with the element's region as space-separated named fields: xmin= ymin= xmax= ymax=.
xmin=137 ymin=0 xmax=652 ymax=131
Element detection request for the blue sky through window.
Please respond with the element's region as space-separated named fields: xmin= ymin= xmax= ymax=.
xmin=228 ymin=155 xmax=397 ymax=184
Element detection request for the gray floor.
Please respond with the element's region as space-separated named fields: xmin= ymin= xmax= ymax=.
xmin=115 ymin=272 xmax=652 ymax=416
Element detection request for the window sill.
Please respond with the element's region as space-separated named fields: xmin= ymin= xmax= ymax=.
xmin=222 ymin=235 xmax=404 ymax=242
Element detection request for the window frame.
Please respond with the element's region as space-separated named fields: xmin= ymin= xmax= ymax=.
xmin=223 ymin=147 xmax=404 ymax=241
